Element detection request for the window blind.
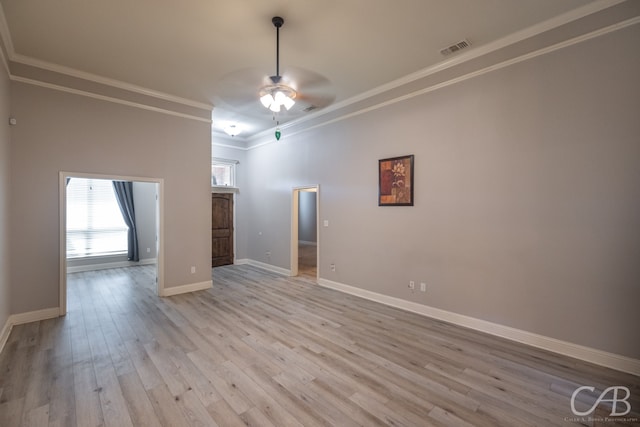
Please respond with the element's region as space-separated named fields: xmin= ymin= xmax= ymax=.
xmin=66 ymin=178 xmax=128 ymax=258
xmin=211 ymin=158 xmax=237 ymax=187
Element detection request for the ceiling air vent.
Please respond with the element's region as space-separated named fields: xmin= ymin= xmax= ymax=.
xmin=440 ymin=39 xmax=471 ymax=56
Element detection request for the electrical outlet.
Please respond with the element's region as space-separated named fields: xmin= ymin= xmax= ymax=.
xmin=191 ymin=266 xmax=196 ymax=274
xmin=330 ymin=263 xmax=336 ymax=272
xmin=266 ymin=251 xmax=271 ymax=257
xmin=420 ymin=282 xmax=426 ymax=292
xmin=409 ymin=281 xmax=415 ymax=290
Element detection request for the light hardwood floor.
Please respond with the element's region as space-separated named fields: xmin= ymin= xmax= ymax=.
xmin=298 ymin=242 xmax=317 ymax=278
xmin=0 ymin=264 xmax=638 ymax=426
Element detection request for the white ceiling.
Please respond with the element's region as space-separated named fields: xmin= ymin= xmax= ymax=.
xmin=0 ymin=0 xmax=608 ymax=139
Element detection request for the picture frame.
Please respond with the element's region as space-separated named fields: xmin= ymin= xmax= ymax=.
xmin=378 ymin=155 xmax=414 ymax=206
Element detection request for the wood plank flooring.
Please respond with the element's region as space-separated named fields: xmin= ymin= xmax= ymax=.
xmin=298 ymin=242 xmax=317 ymax=278
xmin=0 ymin=264 xmax=638 ymax=426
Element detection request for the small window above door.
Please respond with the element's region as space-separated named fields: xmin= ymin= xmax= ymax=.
xmin=212 ymin=158 xmax=238 ymax=188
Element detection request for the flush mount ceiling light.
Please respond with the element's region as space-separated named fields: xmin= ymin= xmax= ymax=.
xmin=223 ymin=124 xmax=241 ymax=137
xmin=259 ymin=16 xmax=297 ymax=113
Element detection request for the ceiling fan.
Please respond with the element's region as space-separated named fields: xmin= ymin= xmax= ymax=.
xmin=259 ymin=16 xmax=296 ymax=113
xmin=213 ymin=16 xmax=335 ymax=138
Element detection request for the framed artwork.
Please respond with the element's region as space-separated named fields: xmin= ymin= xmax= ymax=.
xmin=378 ymin=155 xmax=414 ymax=206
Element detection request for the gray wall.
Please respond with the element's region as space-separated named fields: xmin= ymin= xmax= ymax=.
xmin=298 ymin=191 xmax=317 ymax=243
xmin=9 ymin=82 xmax=212 ymax=314
xmin=133 ymin=181 xmax=158 ymax=261
xmin=0 ymin=61 xmax=10 ymax=330
xmin=242 ymin=25 xmax=640 ymax=359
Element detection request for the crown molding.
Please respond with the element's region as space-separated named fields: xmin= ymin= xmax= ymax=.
xmin=10 ymin=53 xmax=213 ymax=111
xmin=0 ymin=4 xmax=12 ymax=76
xmin=0 ymin=3 xmax=212 ymax=113
xmin=247 ymin=0 xmax=638 ymax=148
xmin=212 ymin=141 xmax=249 ymax=151
xmin=11 ymin=75 xmax=212 ymax=123
xmin=0 ymin=0 xmax=633 ymax=141
xmin=338 ymin=0 xmax=628 ymax=111
xmin=0 ymin=40 xmax=8 ymax=77
xmin=212 ymin=129 xmax=249 ymax=142
xmin=248 ymin=0 xmax=629 ymax=144
xmin=212 ymin=130 xmax=250 ymax=150
xmin=285 ymin=16 xmax=639 ymax=144
xmin=0 ymin=4 xmax=13 ymax=55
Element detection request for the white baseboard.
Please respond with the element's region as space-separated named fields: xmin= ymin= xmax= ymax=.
xmin=318 ymin=278 xmax=640 ymax=376
xmin=5 ymin=270 xmax=635 ymax=376
xmin=10 ymin=307 xmax=61 ymax=325
xmin=233 ymin=258 xmax=292 ymax=276
xmin=0 ymin=307 xmax=61 ymax=354
xmin=67 ymin=258 xmax=157 ymax=273
xmin=245 ymin=259 xmax=292 ymax=276
xmin=162 ymin=280 xmax=212 ymax=297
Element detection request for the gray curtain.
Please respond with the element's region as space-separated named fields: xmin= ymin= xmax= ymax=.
xmin=112 ymin=181 xmax=139 ymax=261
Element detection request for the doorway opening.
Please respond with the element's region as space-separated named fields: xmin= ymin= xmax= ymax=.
xmin=291 ymin=186 xmax=319 ymax=281
xmin=59 ymin=172 xmax=164 ymax=315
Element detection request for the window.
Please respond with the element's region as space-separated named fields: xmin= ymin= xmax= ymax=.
xmin=212 ymin=158 xmax=238 ymax=187
xmin=66 ymin=178 xmax=128 ymax=258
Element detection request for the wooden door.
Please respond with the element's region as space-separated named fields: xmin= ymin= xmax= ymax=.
xmin=212 ymin=193 xmax=233 ymax=267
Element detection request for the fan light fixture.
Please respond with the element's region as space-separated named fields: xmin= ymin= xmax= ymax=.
xmin=260 ymin=16 xmax=296 ymax=113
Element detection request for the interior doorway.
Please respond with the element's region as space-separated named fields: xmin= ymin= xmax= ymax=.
xmin=59 ymin=172 xmax=164 ymax=315
xmin=291 ymin=186 xmax=319 ymax=280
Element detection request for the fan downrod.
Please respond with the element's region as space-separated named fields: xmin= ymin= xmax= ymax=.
xmin=271 ymin=16 xmax=285 ymax=83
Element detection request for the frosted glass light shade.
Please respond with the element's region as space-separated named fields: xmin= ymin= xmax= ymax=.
xmin=259 ymin=84 xmax=296 ymax=112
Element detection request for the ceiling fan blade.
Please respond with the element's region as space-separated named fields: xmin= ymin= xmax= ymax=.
xmin=295 ymin=92 xmax=336 ymax=110
xmin=213 ymin=65 xmax=335 ymax=120
xmin=277 ymin=67 xmax=336 ymax=111
xmin=212 ymin=67 xmax=270 ymax=109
